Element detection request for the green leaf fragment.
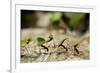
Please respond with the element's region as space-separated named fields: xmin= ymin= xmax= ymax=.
xmin=64 ymin=12 xmax=85 ymax=29
xmin=21 ymin=37 xmax=32 ymax=46
xmin=37 ymin=37 xmax=46 ymax=46
xmin=74 ymin=43 xmax=79 ymax=48
xmin=21 ymin=40 xmax=27 ymax=46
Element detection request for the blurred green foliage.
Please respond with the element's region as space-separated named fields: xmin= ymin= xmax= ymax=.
xmin=64 ymin=13 xmax=85 ymax=29
xmin=21 ymin=10 xmax=87 ymax=31
xmin=50 ymin=12 xmax=85 ymax=30
xmin=50 ymin=12 xmax=62 ymax=22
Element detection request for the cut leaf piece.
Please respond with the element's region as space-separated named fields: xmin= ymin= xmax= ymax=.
xmin=37 ymin=37 xmax=46 ymax=46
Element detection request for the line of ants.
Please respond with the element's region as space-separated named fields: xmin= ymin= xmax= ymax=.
xmin=40 ymin=38 xmax=79 ymax=54
xmin=21 ymin=37 xmax=80 ymax=58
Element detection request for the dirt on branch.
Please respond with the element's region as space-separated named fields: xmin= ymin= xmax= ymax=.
xmin=21 ymin=28 xmax=89 ymax=63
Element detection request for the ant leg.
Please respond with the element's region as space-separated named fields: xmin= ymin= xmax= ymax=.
xmin=41 ymin=44 xmax=49 ymax=52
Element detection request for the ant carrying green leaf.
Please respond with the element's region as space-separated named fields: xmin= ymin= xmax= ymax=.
xmin=21 ymin=37 xmax=32 ymax=47
xmin=37 ymin=34 xmax=54 ymax=52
